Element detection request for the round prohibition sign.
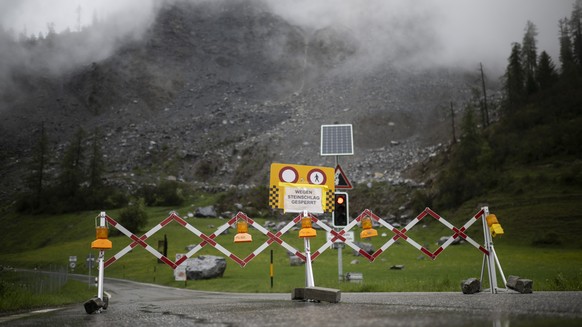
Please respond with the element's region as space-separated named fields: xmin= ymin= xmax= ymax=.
xmin=308 ymin=168 xmax=326 ymax=185
xmin=279 ymin=166 xmax=299 ymax=183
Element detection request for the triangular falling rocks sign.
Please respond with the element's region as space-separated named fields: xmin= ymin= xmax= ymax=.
xmin=335 ymin=164 xmax=353 ymax=189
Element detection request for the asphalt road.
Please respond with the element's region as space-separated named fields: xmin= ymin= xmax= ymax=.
xmin=2 ymin=278 xmax=582 ymax=327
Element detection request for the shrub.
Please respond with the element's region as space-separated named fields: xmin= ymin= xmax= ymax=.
xmin=410 ymin=190 xmax=434 ymax=213
xmin=559 ymin=164 xmax=582 ymax=185
xmin=195 ymin=160 xmax=219 ymax=181
xmin=156 ymin=180 xmax=185 ymax=206
xmin=532 ymin=232 xmax=562 ymax=247
xmin=137 ymin=181 xmax=185 ymax=207
xmin=103 ymin=190 xmax=129 ymax=209
xmin=116 ymin=199 xmax=148 ymax=234
xmin=216 ymin=185 xmax=270 ymax=214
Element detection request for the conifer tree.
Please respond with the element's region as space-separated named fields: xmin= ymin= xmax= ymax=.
xmin=479 ymin=63 xmax=490 ymax=127
xmin=457 ymin=106 xmax=482 ymax=167
xmin=503 ymin=42 xmax=525 ymax=112
xmin=559 ymin=18 xmax=577 ymax=79
xmin=571 ymin=0 xmax=582 ymax=70
xmin=536 ymin=51 xmax=558 ymax=90
xmin=521 ymin=21 xmax=539 ymax=94
xmin=28 ymin=122 xmax=48 ymax=210
xmin=59 ymin=128 xmax=86 ymax=199
xmin=88 ymin=131 xmax=105 ymax=190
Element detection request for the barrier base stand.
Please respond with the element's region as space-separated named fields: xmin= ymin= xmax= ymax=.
xmin=84 ymin=295 xmax=109 ymax=314
xmin=292 ymin=287 xmax=341 ymax=303
xmin=84 ymin=297 xmax=104 ymax=314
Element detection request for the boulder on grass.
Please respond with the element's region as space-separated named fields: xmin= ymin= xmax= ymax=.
xmin=353 ymin=242 xmax=375 ymax=256
xmin=461 ymin=278 xmax=481 ymax=294
xmin=195 ymin=206 xmax=217 ymax=218
xmin=289 ymin=255 xmax=304 ymax=266
xmin=185 ymin=255 xmax=226 ymax=280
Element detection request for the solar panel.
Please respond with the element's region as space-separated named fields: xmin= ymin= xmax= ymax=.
xmin=320 ymin=124 xmax=354 ymax=156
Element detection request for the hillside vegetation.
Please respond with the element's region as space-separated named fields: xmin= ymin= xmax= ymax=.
xmin=407 ymin=6 xmax=582 ymax=249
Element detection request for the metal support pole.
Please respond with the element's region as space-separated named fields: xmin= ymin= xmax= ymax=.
xmin=482 ymin=206 xmax=498 ymax=293
xmin=97 ymin=250 xmax=105 ymax=300
xmin=303 ymin=211 xmax=315 ymax=288
xmin=491 ymin=246 xmax=508 ymax=288
xmin=270 ymin=249 xmax=274 ymax=288
xmin=480 ymin=252 xmax=486 ymax=288
xmin=338 ymin=239 xmax=343 ymax=282
xmin=304 ymin=238 xmax=314 ymax=287
xmin=88 ymin=254 xmax=92 ymax=288
xmin=97 ymin=211 xmax=106 ymax=300
xmin=334 ymin=155 xmax=344 ymax=282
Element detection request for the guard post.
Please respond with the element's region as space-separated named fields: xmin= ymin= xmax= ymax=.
xmin=84 ymin=211 xmax=112 ymax=314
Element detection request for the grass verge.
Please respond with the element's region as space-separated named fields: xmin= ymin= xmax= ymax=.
xmin=0 ymin=269 xmax=95 ymax=313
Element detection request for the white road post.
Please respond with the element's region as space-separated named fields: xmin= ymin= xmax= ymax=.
xmin=303 ymin=211 xmax=315 ymax=288
xmin=97 ymin=211 xmax=106 ymax=301
xmin=482 ymin=206 xmax=498 ymax=293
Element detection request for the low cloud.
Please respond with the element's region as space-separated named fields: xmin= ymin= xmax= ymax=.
xmin=0 ymin=0 xmax=574 ymax=80
xmin=266 ymin=0 xmax=572 ymax=74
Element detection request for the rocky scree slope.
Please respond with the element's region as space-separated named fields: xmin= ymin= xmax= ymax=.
xmin=0 ymin=0 xmax=479 ymax=202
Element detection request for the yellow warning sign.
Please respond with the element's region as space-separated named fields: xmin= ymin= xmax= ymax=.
xmin=269 ymin=163 xmax=335 ymax=213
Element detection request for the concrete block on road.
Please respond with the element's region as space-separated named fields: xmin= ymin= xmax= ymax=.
xmin=292 ymin=287 xmax=341 ymax=303
xmin=292 ymin=287 xmax=305 ymax=300
xmin=507 ymin=275 xmax=533 ymax=294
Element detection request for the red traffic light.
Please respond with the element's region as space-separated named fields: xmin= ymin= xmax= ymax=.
xmin=333 ymin=192 xmax=349 ymax=227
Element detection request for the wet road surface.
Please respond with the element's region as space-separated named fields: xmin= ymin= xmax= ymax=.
xmin=2 ymin=278 xmax=581 ymax=326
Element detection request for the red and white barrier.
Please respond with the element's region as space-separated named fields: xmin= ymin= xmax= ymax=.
xmin=101 ymin=206 xmax=506 ymax=293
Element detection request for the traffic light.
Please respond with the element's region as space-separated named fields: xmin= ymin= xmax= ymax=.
xmin=332 ymin=192 xmax=349 ymax=227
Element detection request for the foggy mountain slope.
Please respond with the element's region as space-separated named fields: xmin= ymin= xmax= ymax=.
xmin=0 ymin=0 xmax=482 ymax=201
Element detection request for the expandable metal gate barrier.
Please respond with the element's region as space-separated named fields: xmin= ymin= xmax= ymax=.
xmin=85 ymin=206 xmax=509 ymax=312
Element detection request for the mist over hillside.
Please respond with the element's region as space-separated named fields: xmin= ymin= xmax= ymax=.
xmin=0 ymin=0 xmax=493 ymax=202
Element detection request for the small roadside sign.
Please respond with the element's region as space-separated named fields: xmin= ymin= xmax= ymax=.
xmin=86 ymin=254 xmax=95 ymax=269
xmin=69 ymin=256 xmax=77 ymax=270
xmin=174 ymin=254 xmax=187 ymax=281
xmin=326 ymin=231 xmax=355 ymax=243
xmin=283 ymin=186 xmax=324 ymax=213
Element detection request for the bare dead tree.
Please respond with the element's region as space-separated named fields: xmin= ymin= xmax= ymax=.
xmin=479 ymin=63 xmax=490 ymax=127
